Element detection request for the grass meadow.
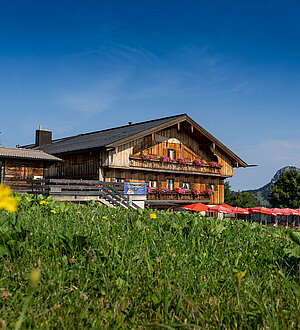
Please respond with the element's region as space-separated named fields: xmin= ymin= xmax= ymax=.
xmin=0 ymin=194 xmax=299 ymax=329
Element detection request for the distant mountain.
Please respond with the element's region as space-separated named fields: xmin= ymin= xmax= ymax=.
xmin=245 ymin=166 xmax=300 ymax=207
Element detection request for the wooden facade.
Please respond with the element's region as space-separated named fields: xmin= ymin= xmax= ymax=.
xmin=39 ymin=115 xmax=247 ymax=207
xmin=1 ymin=159 xmax=44 ymax=192
xmin=0 ymin=147 xmax=61 ymax=192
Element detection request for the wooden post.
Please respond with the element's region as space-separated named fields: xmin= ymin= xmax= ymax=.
xmin=292 ymin=215 xmax=295 ymax=227
xmin=99 ymin=167 xmax=104 ymax=181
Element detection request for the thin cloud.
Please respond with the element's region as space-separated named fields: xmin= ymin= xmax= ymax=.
xmin=59 ymin=74 xmax=127 ymax=113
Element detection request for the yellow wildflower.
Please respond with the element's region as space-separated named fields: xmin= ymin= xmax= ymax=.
xmin=150 ymin=213 xmax=157 ymax=219
xmin=29 ymin=268 xmax=40 ymax=288
xmin=46 ymin=202 xmax=50 ymax=205
xmin=0 ymin=184 xmax=18 ymax=213
xmin=102 ymin=216 xmax=108 ymax=220
xmin=40 ymin=200 xmax=46 ymax=205
xmin=50 ymin=210 xmax=56 ymax=214
xmin=236 ymin=270 xmax=247 ymax=281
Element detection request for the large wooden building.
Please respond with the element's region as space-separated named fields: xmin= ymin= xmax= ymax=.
xmin=24 ymin=114 xmax=247 ymax=206
xmin=0 ymin=146 xmax=61 ymax=192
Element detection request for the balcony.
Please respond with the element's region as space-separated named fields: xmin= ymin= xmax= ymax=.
xmin=129 ymin=155 xmax=221 ymax=175
xmin=147 ymin=190 xmax=211 ymax=204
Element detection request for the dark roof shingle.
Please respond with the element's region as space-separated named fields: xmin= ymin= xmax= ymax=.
xmin=35 ymin=114 xmax=186 ymax=154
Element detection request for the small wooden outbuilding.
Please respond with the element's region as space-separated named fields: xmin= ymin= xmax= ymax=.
xmin=0 ymin=146 xmax=61 ymax=192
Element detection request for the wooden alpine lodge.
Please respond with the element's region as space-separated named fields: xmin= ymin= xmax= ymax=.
xmin=14 ymin=114 xmax=248 ymax=208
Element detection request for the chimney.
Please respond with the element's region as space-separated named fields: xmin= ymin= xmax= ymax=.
xmin=35 ymin=125 xmax=52 ymax=147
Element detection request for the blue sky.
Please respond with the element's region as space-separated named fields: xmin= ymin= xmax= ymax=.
xmin=1 ymin=0 xmax=300 ymax=190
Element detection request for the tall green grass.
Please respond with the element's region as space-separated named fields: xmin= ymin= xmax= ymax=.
xmin=0 ymin=194 xmax=299 ymax=328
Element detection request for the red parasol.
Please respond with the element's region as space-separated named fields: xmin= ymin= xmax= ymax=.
xmin=208 ymin=205 xmax=234 ymax=214
xmin=221 ymin=203 xmax=249 ymax=214
xmin=269 ymin=208 xmax=285 ymax=216
xmin=221 ymin=203 xmax=235 ymax=210
xmin=232 ymin=207 xmax=250 ymax=214
xmin=281 ymin=208 xmax=294 ymax=215
xmin=182 ymin=202 xmax=209 ymax=212
xmin=250 ymin=207 xmax=272 ymax=215
xmin=288 ymin=209 xmax=299 ymax=215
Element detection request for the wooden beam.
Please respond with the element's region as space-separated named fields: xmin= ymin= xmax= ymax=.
xmin=177 ymin=122 xmax=180 ymax=130
xmin=191 ymin=125 xmax=194 ymax=133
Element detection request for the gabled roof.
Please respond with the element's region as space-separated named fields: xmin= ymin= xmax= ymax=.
xmin=31 ymin=114 xmax=247 ymax=167
xmin=32 ymin=114 xmax=185 ymax=154
xmin=0 ymin=146 xmax=61 ymax=162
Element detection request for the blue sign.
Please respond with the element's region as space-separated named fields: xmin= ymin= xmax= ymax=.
xmin=124 ymin=182 xmax=147 ymax=195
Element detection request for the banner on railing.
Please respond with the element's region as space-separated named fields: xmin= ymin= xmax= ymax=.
xmin=124 ymin=182 xmax=147 ymax=195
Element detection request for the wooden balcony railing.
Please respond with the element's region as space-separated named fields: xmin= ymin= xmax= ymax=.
xmin=147 ymin=191 xmax=211 ymax=201
xmin=129 ymin=156 xmax=221 ymax=175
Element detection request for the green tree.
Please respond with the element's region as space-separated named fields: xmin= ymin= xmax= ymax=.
xmin=269 ymin=169 xmax=300 ymax=208
xmin=224 ymin=181 xmax=235 ymax=205
xmin=233 ymin=191 xmax=257 ymax=208
xmin=224 ymin=181 xmax=257 ymax=208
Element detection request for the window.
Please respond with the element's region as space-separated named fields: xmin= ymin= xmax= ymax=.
xmin=116 ymin=178 xmax=125 ymax=183
xmin=206 ymin=184 xmax=214 ymax=191
xmin=168 ymin=149 xmax=175 ymax=160
xmin=182 ymin=182 xmax=190 ymax=190
xmin=167 ymin=179 xmax=174 ymax=190
xmin=149 ymin=180 xmax=157 ymax=188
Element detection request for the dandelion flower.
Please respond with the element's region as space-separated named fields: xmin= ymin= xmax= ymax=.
xmin=102 ymin=216 xmax=108 ymax=220
xmin=50 ymin=210 xmax=56 ymax=214
xmin=150 ymin=213 xmax=157 ymax=219
xmin=40 ymin=200 xmax=46 ymax=205
xmin=29 ymin=268 xmax=40 ymax=288
xmin=236 ymin=270 xmax=247 ymax=281
xmin=0 ymin=184 xmax=18 ymax=213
